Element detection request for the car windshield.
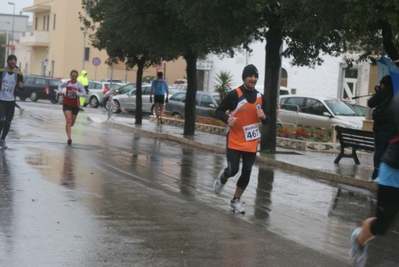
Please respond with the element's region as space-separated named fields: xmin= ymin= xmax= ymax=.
xmin=325 ymin=99 xmax=359 ymax=116
xmin=168 ymin=88 xmax=180 ymax=95
xmin=347 ymin=103 xmax=366 ymax=116
xmin=105 ymin=83 xmax=122 ymax=89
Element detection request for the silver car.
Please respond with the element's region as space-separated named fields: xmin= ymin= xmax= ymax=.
xmin=164 ymin=91 xmax=220 ymax=118
xmin=278 ymin=95 xmax=364 ymax=129
xmin=110 ymin=85 xmax=153 ymax=113
xmin=86 ymin=81 xmax=124 ymax=108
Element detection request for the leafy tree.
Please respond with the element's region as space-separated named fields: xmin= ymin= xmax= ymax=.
xmin=82 ymin=0 xmax=177 ymax=124
xmin=170 ymin=0 xmax=347 ymax=152
xmin=340 ymin=1 xmax=399 ymax=64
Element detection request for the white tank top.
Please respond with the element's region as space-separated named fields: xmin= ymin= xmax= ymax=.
xmin=0 ymin=72 xmax=17 ymax=101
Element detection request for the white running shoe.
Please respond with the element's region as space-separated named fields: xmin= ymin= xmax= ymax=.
xmin=213 ymin=170 xmax=226 ymax=194
xmin=20 ymin=107 xmax=25 ymax=115
xmin=230 ymin=198 xmax=245 ymax=213
xmin=349 ymin=227 xmax=368 ymax=267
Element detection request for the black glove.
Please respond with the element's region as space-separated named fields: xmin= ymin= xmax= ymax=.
xmin=150 ymin=96 xmax=153 ymax=103
xmin=165 ymin=98 xmax=168 ymax=103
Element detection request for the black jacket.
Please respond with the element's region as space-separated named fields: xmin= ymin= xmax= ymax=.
xmin=368 ymin=86 xmax=394 ymax=132
xmin=381 ymin=93 xmax=399 ymax=168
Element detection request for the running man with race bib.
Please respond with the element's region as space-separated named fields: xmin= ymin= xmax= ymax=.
xmin=213 ymin=64 xmax=270 ymax=213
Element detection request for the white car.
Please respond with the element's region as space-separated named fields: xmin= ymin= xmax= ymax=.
xmin=278 ymin=95 xmax=364 ymax=129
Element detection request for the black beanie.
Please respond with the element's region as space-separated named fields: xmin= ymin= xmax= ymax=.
xmin=242 ymin=64 xmax=259 ymax=80
xmin=7 ymin=54 xmax=17 ymax=62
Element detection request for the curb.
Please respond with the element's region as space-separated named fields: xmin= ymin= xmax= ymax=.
xmin=105 ymin=120 xmax=377 ymax=191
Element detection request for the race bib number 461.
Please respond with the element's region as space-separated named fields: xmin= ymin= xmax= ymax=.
xmin=243 ymin=123 xmax=260 ymax=142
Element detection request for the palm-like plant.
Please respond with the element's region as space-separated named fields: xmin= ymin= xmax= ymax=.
xmin=213 ymin=71 xmax=233 ymax=103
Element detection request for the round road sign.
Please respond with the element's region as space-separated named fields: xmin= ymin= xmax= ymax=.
xmin=92 ymin=57 xmax=101 ymax=66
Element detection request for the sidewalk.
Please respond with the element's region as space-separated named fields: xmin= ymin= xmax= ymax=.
xmin=100 ymin=115 xmax=377 ymax=191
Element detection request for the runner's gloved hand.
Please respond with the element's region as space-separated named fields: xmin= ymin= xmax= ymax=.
xmin=150 ymin=96 xmax=153 ymax=103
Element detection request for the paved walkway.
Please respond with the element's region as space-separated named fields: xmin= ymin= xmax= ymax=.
xmin=98 ymin=114 xmax=377 ymax=191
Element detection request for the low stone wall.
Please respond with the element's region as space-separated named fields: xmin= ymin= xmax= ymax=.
xmin=150 ymin=116 xmax=226 ymax=135
xmin=151 ymin=116 xmax=348 ymax=153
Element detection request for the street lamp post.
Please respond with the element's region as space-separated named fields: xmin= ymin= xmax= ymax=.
xmin=8 ymin=2 xmax=15 ymax=56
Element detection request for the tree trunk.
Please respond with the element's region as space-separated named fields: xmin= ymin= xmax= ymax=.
xmin=260 ymin=23 xmax=282 ymax=153
xmin=135 ymin=59 xmax=145 ymax=125
xmin=183 ymin=50 xmax=198 ymax=135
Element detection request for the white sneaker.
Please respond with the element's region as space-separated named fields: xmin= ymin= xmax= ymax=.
xmin=213 ymin=170 xmax=226 ymax=194
xmin=373 ymin=177 xmax=379 ymax=183
xmin=20 ymin=107 xmax=25 ymax=115
xmin=230 ymin=198 xmax=245 ymax=213
xmin=349 ymin=227 xmax=368 ymax=267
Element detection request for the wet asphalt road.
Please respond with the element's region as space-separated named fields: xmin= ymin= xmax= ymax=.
xmin=0 ymin=101 xmax=398 ymax=267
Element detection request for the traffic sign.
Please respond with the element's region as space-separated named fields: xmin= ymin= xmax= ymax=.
xmin=92 ymin=57 xmax=101 ymax=66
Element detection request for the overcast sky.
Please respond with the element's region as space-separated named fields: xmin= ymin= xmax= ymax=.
xmin=1 ymin=0 xmax=34 ymax=21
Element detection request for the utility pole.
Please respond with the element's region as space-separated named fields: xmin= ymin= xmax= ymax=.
xmin=8 ymin=2 xmax=15 ymax=56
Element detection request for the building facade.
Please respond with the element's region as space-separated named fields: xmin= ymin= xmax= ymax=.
xmin=20 ymin=0 xmax=186 ymax=83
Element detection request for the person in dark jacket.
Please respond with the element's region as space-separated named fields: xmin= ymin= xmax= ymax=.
xmin=349 ymin=91 xmax=399 ymax=267
xmin=367 ymin=75 xmax=395 ymax=182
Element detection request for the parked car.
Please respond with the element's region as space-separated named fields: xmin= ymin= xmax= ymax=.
xmin=20 ymin=75 xmax=62 ymax=103
xmin=103 ymin=83 xmax=137 ymax=110
xmin=256 ymin=85 xmax=290 ymax=96
xmin=278 ymin=95 xmax=364 ymax=129
xmin=100 ymin=78 xmax=124 ymax=83
xmin=164 ymin=91 xmax=220 ymax=118
xmin=109 ymin=84 xmax=153 ymax=113
xmin=85 ymin=81 xmax=124 ymax=108
xmin=345 ymin=103 xmax=367 ymax=116
xmin=108 ymin=85 xmax=183 ymax=114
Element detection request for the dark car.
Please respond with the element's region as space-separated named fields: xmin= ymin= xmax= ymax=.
xmin=164 ymin=91 xmax=220 ymax=118
xmin=20 ymin=75 xmax=62 ymax=103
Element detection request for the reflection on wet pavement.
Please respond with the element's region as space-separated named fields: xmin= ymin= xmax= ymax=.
xmin=1 ymin=103 xmax=397 ymax=266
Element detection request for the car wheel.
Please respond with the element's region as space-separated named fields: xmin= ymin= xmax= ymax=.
xmin=30 ymin=92 xmax=38 ymax=102
xmin=112 ymin=100 xmax=121 ymax=113
xmin=172 ymin=113 xmax=182 ymax=119
xmin=89 ymin=96 xmax=100 ymax=108
xmin=57 ymin=95 xmax=64 ymax=105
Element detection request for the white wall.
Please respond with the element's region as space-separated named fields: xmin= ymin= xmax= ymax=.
xmin=208 ymin=40 xmax=343 ymax=98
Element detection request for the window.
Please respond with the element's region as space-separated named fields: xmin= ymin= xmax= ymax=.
xmin=120 ymin=85 xmax=135 ymax=94
xmin=142 ymin=87 xmax=152 ymax=95
xmin=35 ymin=17 xmax=38 ymax=30
xmin=47 ymin=15 xmax=50 ymax=31
xmin=35 ymin=78 xmax=46 ymax=86
xmin=199 ymin=95 xmax=214 ymax=107
xmin=53 ymin=14 xmax=56 ymax=29
xmin=170 ymin=92 xmax=186 ymax=101
xmin=49 ymin=79 xmax=62 ymax=86
xmin=282 ymin=97 xmax=305 ymax=112
xmin=24 ymin=77 xmax=35 ymax=85
xmin=43 ymin=16 xmax=46 ymax=30
xmin=303 ymin=98 xmax=328 ymax=116
xmin=84 ymin=47 xmax=90 ymax=61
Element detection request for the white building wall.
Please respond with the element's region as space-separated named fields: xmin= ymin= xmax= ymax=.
xmin=208 ymin=40 xmax=345 ymax=98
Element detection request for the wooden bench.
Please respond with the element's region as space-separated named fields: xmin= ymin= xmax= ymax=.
xmin=334 ymin=126 xmax=374 ymax=164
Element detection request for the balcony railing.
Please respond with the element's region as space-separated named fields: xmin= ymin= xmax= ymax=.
xmin=20 ymin=31 xmax=49 ymax=47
